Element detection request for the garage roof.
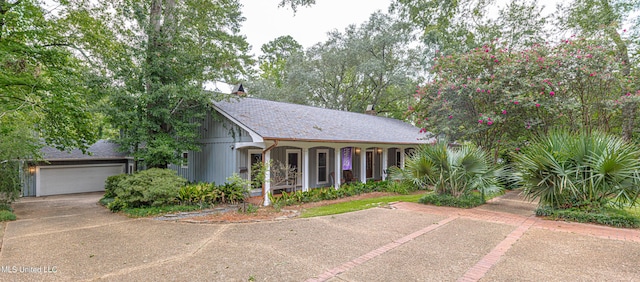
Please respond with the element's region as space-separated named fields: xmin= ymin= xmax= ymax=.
xmin=41 ymin=140 xmax=127 ymax=161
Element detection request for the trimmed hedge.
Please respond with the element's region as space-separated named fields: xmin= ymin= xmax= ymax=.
xmin=536 ymin=206 xmax=640 ymax=228
xmin=418 ymin=193 xmax=485 ymax=208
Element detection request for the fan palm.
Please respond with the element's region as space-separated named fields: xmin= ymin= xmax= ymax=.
xmin=390 ymin=141 xmax=507 ymax=201
xmin=514 ymin=131 xmax=640 ymax=209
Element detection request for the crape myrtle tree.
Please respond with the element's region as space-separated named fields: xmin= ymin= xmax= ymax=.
xmin=557 ymin=0 xmax=640 ymax=140
xmin=409 ymin=36 xmax=637 ymax=159
xmin=99 ymin=0 xmax=253 ymax=168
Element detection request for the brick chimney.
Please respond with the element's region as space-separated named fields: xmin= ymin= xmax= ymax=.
xmin=365 ymin=104 xmax=377 ymax=115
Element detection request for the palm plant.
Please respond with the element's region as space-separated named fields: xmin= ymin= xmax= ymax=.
xmin=514 ymin=130 xmax=640 ymax=209
xmin=390 ymin=141 xmax=507 ymax=201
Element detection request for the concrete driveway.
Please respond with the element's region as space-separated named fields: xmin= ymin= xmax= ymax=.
xmin=1 ymin=192 xmax=640 ymax=281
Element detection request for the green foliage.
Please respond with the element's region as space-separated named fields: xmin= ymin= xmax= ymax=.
xmin=269 ymin=180 xmax=409 ymax=208
xmin=411 ymin=36 xmax=635 ymax=152
xmin=1 ymin=0 xmax=104 ymax=161
xmin=122 ymin=205 xmax=202 ymax=218
xmin=220 ymin=173 xmax=250 ymax=204
xmin=176 ymin=173 xmax=249 ymax=208
xmin=250 ymin=12 xmax=423 ymax=119
xmin=0 ymin=202 xmax=13 ymax=212
xmin=101 ymin=0 xmax=253 ymax=168
xmin=0 ymin=161 xmax=21 ymax=205
xmin=104 ymin=174 xmax=130 ymax=199
xmin=390 ymin=141 xmax=508 ymax=201
xmin=107 ymin=169 xmax=187 ymax=211
xmin=536 ymin=206 xmax=640 ymax=228
xmin=515 ymin=130 xmax=640 ymax=209
xmin=418 ymin=193 xmax=486 ymax=208
xmin=0 ymin=210 xmax=17 ymax=221
xmin=240 ymin=203 xmax=259 ymax=214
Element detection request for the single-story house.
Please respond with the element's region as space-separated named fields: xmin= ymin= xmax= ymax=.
xmin=22 ymin=140 xmax=132 ymax=196
xmin=170 ymin=95 xmax=433 ymax=206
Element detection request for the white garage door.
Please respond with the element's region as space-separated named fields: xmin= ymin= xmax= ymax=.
xmin=37 ymin=164 xmax=125 ymax=196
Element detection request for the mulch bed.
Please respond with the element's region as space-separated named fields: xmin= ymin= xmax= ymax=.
xmin=179 ymin=192 xmax=399 ymax=223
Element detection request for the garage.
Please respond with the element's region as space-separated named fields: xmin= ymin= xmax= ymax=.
xmin=36 ymin=164 xmax=125 ymax=196
xmin=22 ymin=140 xmax=131 ymax=197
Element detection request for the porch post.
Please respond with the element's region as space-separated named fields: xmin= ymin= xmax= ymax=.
xmin=399 ymin=147 xmax=406 ymax=169
xmin=334 ymin=147 xmax=341 ymax=190
xmin=381 ymin=148 xmax=388 ymax=180
xmin=302 ymin=147 xmax=309 ymax=192
xmin=360 ymin=147 xmax=367 ymax=183
xmin=263 ymin=150 xmax=271 ymax=206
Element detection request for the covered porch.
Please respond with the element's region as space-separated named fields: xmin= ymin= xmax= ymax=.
xmin=236 ymin=140 xmax=417 ymax=206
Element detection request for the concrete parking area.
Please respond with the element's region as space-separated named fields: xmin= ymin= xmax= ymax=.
xmin=1 ymin=191 xmax=639 ymax=281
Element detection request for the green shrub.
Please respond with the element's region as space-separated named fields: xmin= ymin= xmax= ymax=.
xmin=178 ymin=182 xmax=218 ymax=208
xmin=0 ymin=203 xmax=13 ymax=212
xmin=269 ymin=180 xmax=412 ymax=208
xmin=219 ymin=173 xmax=250 ymax=204
xmin=419 ymin=193 xmax=485 ymax=208
xmin=0 ymin=161 xmax=21 ymax=205
xmin=515 ymin=131 xmax=640 ymax=209
xmin=104 ymin=174 xmax=130 ymax=198
xmin=536 ymin=206 xmax=640 ymax=228
xmin=108 ymin=168 xmax=187 ymax=211
xmin=0 ymin=210 xmax=16 ymax=221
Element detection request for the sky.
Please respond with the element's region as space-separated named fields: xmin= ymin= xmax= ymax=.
xmin=239 ymin=0 xmax=393 ymax=56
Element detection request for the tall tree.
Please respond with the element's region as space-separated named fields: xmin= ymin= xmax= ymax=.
xmin=252 ymin=12 xmax=424 ymax=118
xmin=390 ymin=0 xmax=550 ymax=59
xmin=557 ymin=0 xmax=640 ymax=139
xmin=258 ymin=35 xmax=303 ymax=88
xmin=99 ymin=0 xmax=253 ymax=168
xmin=1 ymin=0 xmax=109 ymax=201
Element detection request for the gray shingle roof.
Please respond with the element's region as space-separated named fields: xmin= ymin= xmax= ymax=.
xmin=41 ymin=140 xmax=127 ymax=160
xmin=214 ymin=98 xmax=432 ymax=145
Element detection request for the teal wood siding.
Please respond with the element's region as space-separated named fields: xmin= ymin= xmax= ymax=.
xmin=172 ymin=110 xmax=252 ymax=184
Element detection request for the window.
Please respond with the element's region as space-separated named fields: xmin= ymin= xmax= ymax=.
xmin=317 ymin=149 xmax=329 ymax=184
xmin=181 ymin=152 xmax=189 ymax=168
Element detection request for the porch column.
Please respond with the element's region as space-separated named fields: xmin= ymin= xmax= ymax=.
xmin=302 ymin=147 xmax=309 ymax=192
xmin=359 ymin=147 xmax=367 ymax=183
xmin=399 ymin=147 xmax=406 ymax=169
xmin=381 ymin=148 xmax=388 ymax=180
xmin=334 ymin=148 xmax=341 ymax=190
xmin=263 ymin=150 xmax=272 ymax=206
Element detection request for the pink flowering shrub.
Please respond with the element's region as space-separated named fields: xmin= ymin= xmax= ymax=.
xmin=409 ymin=37 xmax=637 ymax=155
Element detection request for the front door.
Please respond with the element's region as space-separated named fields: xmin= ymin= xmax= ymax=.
xmin=286 ymin=149 xmax=301 ymax=186
xmin=366 ymin=150 xmax=373 ymax=179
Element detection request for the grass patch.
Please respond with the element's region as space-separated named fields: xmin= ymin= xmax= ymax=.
xmin=0 ymin=210 xmax=16 ymax=221
xmin=300 ymin=193 xmax=425 ymax=218
xmin=122 ymin=205 xmax=203 ymax=218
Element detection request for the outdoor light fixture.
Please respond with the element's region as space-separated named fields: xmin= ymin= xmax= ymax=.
xmin=377 ymin=148 xmax=383 ymax=154
xmin=355 ymin=148 xmax=361 ymax=154
xmin=28 ymin=166 xmax=36 ymax=174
